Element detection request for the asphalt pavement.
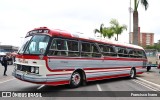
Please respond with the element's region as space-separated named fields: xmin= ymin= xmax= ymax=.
xmin=137 ymin=67 xmax=160 ymax=85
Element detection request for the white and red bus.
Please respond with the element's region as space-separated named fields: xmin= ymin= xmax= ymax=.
xmin=12 ymin=27 xmax=147 ymax=87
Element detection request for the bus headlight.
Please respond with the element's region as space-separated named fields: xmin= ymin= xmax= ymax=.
xmin=35 ymin=67 xmax=39 ymax=74
xmin=14 ymin=64 xmax=17 ymax=70
xmin=31 ymin=66 xmax=35 ymax=73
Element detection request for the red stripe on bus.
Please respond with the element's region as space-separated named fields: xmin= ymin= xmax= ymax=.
xmin=16 ymin=55 xmax=147 ymax=61
xmin=16 ymin=55 xmax=41 ymax=59
xmin=48 ymin=56 xmax=147 ymax=61
xmin=137 ymin=72 xmax=143 ymax=74
xmin=45 ymin=66 xmax=143 ymax=72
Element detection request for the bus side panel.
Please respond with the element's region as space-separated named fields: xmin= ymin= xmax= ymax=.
xmin=47 ymin=57 xmax=145 ymax=82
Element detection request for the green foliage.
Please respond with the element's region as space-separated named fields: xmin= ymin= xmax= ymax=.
xmin=94 ymin=24 xmax=114 ymax=39
xmin=110 ymin=19 xmax=127 ymax=41
xmin=134 ymin=0 xmax=149 ymax=11
xmin=94 ymin=24 xmax=104 ymax=38
xmin=103 ymin=27 xmax=114 ymax=39
xmin=145 ymin=44 xmax=160 ymax=52
xmin=94 ymin=19 xmax=127 ymax=40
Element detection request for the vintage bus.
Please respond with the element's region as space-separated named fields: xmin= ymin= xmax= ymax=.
xmin=145 ymin=49 xmax=158 ymax=71
xmin=12 ymin=27 xmax=147 ymax=87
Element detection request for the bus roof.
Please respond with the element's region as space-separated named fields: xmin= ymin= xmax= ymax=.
xmin=30 ymin=27 xmax=144 ymax=50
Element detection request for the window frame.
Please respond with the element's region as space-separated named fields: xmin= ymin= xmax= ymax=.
xmin=48 ymin=38 xmax=80 ymax=57
xmin=80 ymin=41 xmax=101 ymax=58
xmin=98 ymin=44 xmax=116 ymax=57
xmin=116 ymin=47 xmax=129 ymax=57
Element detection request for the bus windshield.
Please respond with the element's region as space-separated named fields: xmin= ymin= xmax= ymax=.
xmin=19 ymin=35 xmax=50 ymax=55
xmin=18 ymin=36 xmax=32 ymax=54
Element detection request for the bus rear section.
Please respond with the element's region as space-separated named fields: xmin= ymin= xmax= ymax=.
xmin=12 ymin=27 xmax=147 ymax=87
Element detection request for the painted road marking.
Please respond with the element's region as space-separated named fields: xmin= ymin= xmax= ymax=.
xmin=96 ymin=84 xmax=102 ymax=91
xmin=37 ymin=85 xmax=45 ymax=90
xmin=0 ymin=78 xmax=15 ymax=84
xmin=133 ymin=79 xmax=159 ymax=91
xmin=137 ymin=77 xmax=160 ymax=88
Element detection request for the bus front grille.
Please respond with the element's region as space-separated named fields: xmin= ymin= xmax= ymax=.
xmin=17 ymin=64 xmax=31 ymax=72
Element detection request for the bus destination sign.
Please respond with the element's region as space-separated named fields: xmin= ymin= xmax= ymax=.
xmin=26 ymin=29 xmax=49 ymax=37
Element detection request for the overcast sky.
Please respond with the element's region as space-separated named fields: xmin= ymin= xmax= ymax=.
xmin=0 ymin=0 xmax=160 ymax=47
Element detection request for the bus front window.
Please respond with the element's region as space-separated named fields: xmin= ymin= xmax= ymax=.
xmin=18 ymin=36 xmax=32 ymax=54
xmin=24 ymin=35 xmax=50 ymax=55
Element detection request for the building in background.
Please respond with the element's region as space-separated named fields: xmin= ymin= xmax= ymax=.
xmin=0 ymin=45 xmax=19 ymax=55
xmin=0 ymin=45 xmax=19 ymax=65
xmin=129 ymin=27 xmax=154 ymax=47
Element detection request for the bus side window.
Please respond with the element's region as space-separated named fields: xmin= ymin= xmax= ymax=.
xmin=48 ymin=39 xmax=68 ymax=56
xmin=137 ymin=50 xmax=144 ymax=58
xmin=81 ymin=42 xmax=92 ymax=57
xmin=117 ymin=47 xmax=128 ymax=57
xmin=116 ymin=47 xmax=129 ymax=57
xmin=123 ymin=48 xmax=128 ymax=57
xmin=128 ymin=49 xmax=146 ymax=58
xmin=117 ymin=48 xmax=123 ymax=57
xmin=142 ymin=50 xmax=147 ymax=58
xmin=129 ymin=49 xmax=135 ymax=58
xmin=50 ymin=39 xmax=57 ymax=50
xmin=91 ymin=44 xmax=101 ymax=57
xmin=99 ymin=44 xmax=116 ymax=57
xmin=67 ymin=40 xmax=79 ymax=57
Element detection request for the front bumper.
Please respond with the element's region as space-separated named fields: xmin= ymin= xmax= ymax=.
xmin=12 ymin=70 xmax=47 ymax=83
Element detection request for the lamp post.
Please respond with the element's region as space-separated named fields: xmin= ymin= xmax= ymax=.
xmin=129 ymin=0 xmax=133 ymax=44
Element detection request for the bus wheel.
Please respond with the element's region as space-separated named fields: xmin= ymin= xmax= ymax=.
xmin=70 ymin=72 xmax=82 ymax=88
xmin=130 ymin=68 xmax=136 ymax=79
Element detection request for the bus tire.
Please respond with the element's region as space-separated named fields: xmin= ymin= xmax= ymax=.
xmin=130 ymin=68 xmax=136 ymax=79
xmin=70 ymin=71 xmax=82 ymax=88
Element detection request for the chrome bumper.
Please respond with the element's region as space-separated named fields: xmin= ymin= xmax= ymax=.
xmin=12 ymin=70 xmax=47 ymax=83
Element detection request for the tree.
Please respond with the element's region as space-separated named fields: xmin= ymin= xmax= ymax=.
xmin=94 ymin=24 xmax=104 ymax=38
xmin=110 ymin=19 xmax=127 ymax=41
xmin=145 ymin=44 xmax=160 ymax=52
xmin=94 ymin=24 xmax=114 ymax=39
xmin=133 ymin=0 xmax=148 ymax=45
xmin=103 ymin=27 xmax=114 ymax=39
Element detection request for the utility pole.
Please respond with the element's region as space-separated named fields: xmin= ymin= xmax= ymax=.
xmin=129 ymin=0 xmax=133 ymax=44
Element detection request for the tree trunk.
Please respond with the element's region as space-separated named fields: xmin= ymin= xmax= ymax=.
xmin=117 ymin=34 xmax=118 ymax=41
xmin=133 ymin=11 xmax=139 ymax=45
